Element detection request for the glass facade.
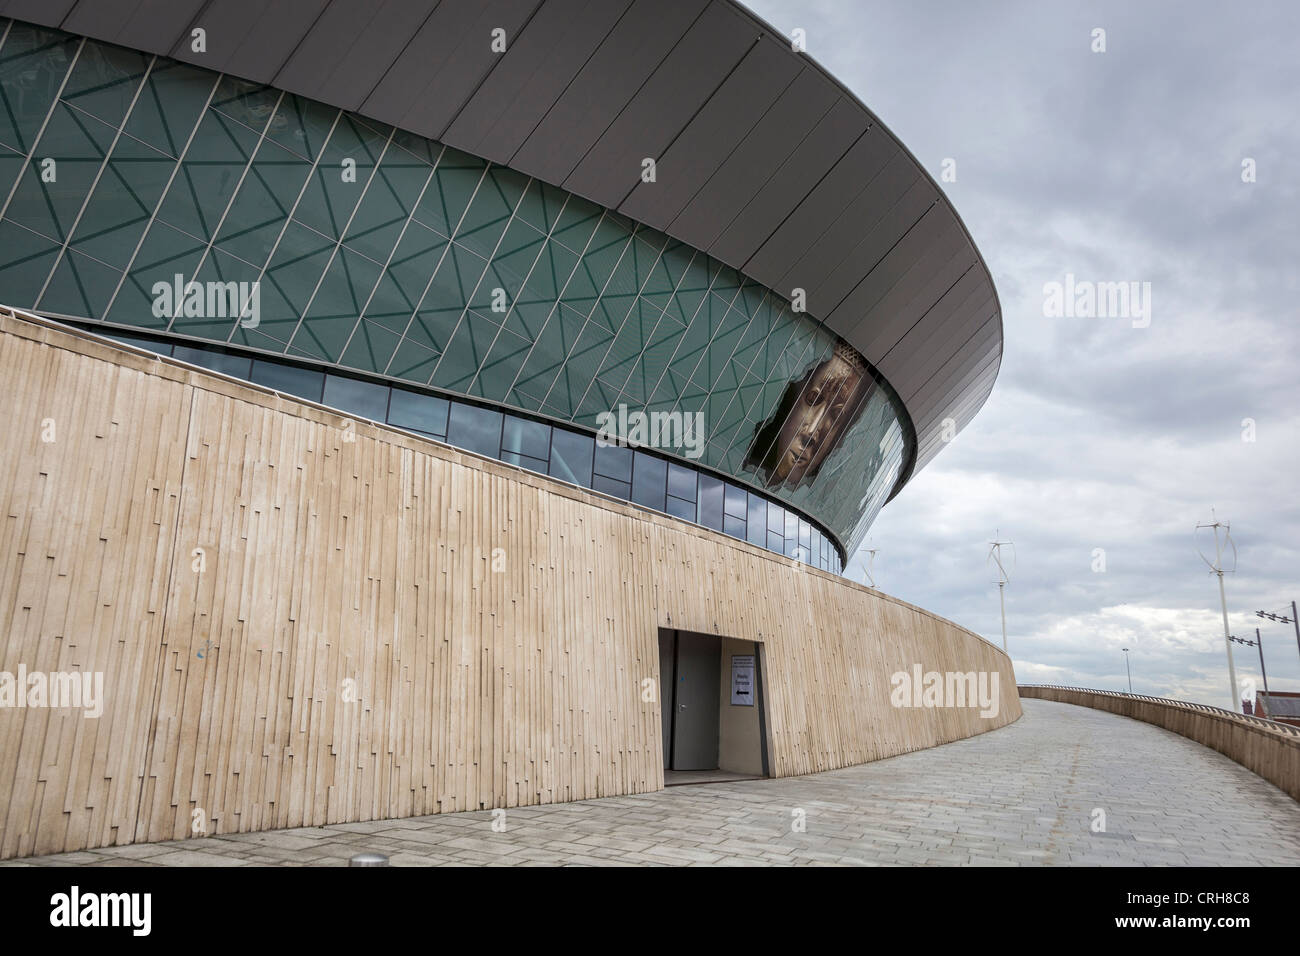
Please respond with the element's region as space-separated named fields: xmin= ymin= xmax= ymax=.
xmin=0 ymin=19 xmax=911 ymax=564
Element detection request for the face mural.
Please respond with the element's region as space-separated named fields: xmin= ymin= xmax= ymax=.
xmin=744 ymin=342 xmax=876 ymax=490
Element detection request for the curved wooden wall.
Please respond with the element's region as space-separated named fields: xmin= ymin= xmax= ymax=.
xmin=1019 ymin=685 xmax=1299 ymax=801
xmin=0 ymin=309 xmax=1019 ymax=859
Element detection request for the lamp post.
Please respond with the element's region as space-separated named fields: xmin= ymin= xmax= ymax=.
xmin=1122 ymin=647 xmax=1132 ymax=693
xmin=1229 ymin=630 xmax=1271 ymax=718
xmin=988 ymin=532 xmax=1013 ymax=654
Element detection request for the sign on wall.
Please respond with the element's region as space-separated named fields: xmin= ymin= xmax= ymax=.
xmin=730 ymin=655 xmax=755 ymax=706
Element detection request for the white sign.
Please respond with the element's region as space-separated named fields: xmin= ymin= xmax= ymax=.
xmin=730 ymin=655 xmax=755 ymax=706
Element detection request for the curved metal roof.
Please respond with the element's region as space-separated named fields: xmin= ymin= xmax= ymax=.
xmin=0 ymin=0 xmax=1002 ymax=489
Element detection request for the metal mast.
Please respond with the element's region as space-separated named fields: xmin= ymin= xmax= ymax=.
xmin=988 ymin=531 xmax=1014 ymax=654
xmin=1196 ymin=511 xmax=1239 ymax=712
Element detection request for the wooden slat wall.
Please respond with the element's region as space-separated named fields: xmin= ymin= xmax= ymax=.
xmin=0 ymin=311 xmax=1020 ymax=859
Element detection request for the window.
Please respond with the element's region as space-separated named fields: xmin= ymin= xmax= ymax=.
xmin=388 ymin=387 xmax=449 ymax=437
xmin=592 ymin=473 xmax=631 ymax=499
xmin=502 ymin=415 xmax=551 ymax=460
xmin=501 ymin=449 xmax=548 ymax=473
xmin=666 ymin=462 xmax=697 ymax=502
xmin=746 ymin=493 xmax=766 ymax=546
xmin=666 ymin=461 xmax=696 ymax=520
xmin=104 ymin=331 xmax=172 ymax=355
xmin=768 ymin=501 xmax=783 ymax=534
xmin=592 ymin=436 xmax=633 ymax=498
xmin=631 ymin=452 xmax=667 ymax=511
xmin=322 ymin=374 xmax=389 ymax=421
xmin=666 ymin=495 xmax=695 ymax=521
xmin=500 ymin=416 xmax=550 ymax=472
xmin=697 ymin=475 xmax=723 ymax=531
xmin=549 ymin=429 xmax=593 ymax=487
xmin=723 ymin=483 xmax=747 ymax=519
xmin=446 ymin=401 xmax=502 ymax=458
xmin=593 ymin=442 xmax=632 ymax=483
xmin=252 ymin=359 xmax=323 ymax=402
xmin=174 ymin=345 xmax=251 ymax=380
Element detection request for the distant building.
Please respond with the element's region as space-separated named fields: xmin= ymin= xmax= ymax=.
xmin=1244 ymin=691 xmax=1300 ymax=727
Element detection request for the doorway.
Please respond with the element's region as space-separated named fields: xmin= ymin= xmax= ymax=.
xmin=659 ymin=629 xmax=768 ymax=781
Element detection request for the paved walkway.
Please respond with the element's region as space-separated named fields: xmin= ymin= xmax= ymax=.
xmin=7 ymin=700 xmax=1299 ymax=866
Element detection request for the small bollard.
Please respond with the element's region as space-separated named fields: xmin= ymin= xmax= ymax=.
xmin=349 ymin=852 xmax=389 ymax=867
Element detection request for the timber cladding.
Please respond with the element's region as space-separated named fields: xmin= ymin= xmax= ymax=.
xmin=0 ymin=310 xmax=1020 ymax=860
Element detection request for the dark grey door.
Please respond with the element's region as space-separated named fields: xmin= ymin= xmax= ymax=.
xmin=671 ymin=631 xmax=720 ymax=770
xmin=658 ymin=629 xmax=675 ymax=769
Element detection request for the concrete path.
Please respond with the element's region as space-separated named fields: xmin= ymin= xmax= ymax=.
xmin=7 ymin=699 xmax=1298 ymax=866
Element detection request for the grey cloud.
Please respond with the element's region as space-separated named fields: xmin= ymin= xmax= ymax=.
xmin=749 ymin=0 xmax=1299 ymax=711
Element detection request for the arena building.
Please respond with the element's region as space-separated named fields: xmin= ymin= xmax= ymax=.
xmin=0 ymin=1 xmax=1016 ymax=860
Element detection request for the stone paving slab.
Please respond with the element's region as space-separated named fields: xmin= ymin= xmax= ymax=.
xmin=5 ymin=700 xmax=1298 ymax=867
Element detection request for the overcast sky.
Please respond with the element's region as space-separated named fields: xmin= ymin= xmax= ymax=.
xmin=745 ymin=0 xmax=1300 ymax=710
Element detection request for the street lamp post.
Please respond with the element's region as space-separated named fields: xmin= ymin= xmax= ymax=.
xmin=988 ymin=532 xmax=1013 ymax=655
xmin=1228 ymin=631 xmax=1270 ymax=718
xmin=1257 ymin=628 xmax=1270 ymax=715
xmin=1122 ymin=647 xmax=1132 ymax=693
